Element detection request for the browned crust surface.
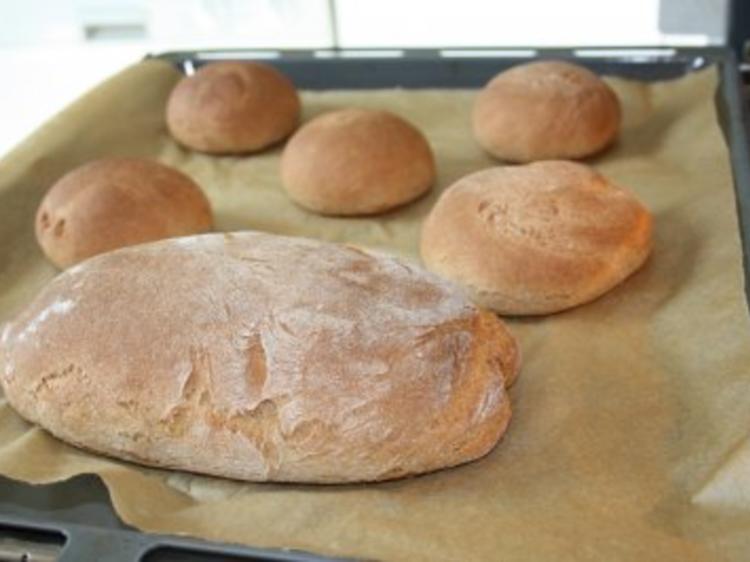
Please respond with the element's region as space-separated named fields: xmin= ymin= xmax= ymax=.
xmin=166 ymin=62 xmax=300 ymax=154
xmin=281 ymin=108 xmax=436 ymax=215
xmin=1 ymin=232 xmax=519 ymax=483
xmin=420 ymin=161 xmax=653 ymax=315
xmin=35 ymin=157 xmax=213 ymax=268
xmin=472 ymin=61 xmax=621 ymax=162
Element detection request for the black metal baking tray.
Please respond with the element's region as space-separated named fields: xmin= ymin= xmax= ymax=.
xmin=1 ymin=46 xmax=748 ymax=562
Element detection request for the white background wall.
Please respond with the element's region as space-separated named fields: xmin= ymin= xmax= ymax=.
xmin=0 ymin=0 xmax=724 ymax=156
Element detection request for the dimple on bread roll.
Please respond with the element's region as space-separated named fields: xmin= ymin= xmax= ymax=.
xmin=1 ymin=232 xmax=520 ymax=483
xmin=281 ymin=108 xmax=436 ymax=215
xmin=420 ymin=161 xmax=652 ymax=315
xmin=473 ymin=61 xmax=621 ymax=162
xmin=35 ymin=158 xmax=212 ymax=269
xmin=166 ymin=61 xmax=301 ymax=154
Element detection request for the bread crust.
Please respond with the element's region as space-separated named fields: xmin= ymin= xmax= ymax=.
xmin=472 ymin=61 xmax=621 ymax=162
xmin=1 ymin=232 xmax=519 ymax=483
xmin=35 ymin=158 xmax=213 ymax=268
xmin=166 ymin=62 xmax=300 ymax=154
xmin=420 ymin=161 xmax=653 ymax=315
xmin=281 ymin=108 xmax=436 ymax=215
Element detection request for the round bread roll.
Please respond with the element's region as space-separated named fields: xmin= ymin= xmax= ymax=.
xmin=280 ymin=108 xmax=436 ymax=215
xmin=420 ymin=161 xmax=652 ymax=315
xmin=166 ymin=61 xmax=300 ymax=154
xmin=35 ymin=158 xmax=213 ymax=268
xmin=473 ymin=61 xmax=621 ymax=162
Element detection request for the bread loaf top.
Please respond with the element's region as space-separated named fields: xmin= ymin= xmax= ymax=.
xmin=1 ymin=232 xmax=519 ymax=482
xmin=420 ymin=161 xmax=652 ymax=315
xmin=280 ymin=108 xmax=436 ymax=215
xmin=166 ymin=62 xmax=301 ymax=154
xmin=35 ymin=158 xmax=213 ymax=268
xmin=472 ymin=61 xmax=621 ymax=162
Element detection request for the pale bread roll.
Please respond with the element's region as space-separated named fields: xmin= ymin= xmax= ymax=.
xmin=473 ymin=61 xmax=621 ymax=162
xmin=166 ymin=61 xmax=300 ymax=154
xmin=420 ymin=161 xmax=652 ymax=315
xmin=281 ymin=108 xmax=436 ymax=215
xmin=35 ymin=158 xmax=212 ymax=269
xmin=1 ymin=232 xmax=520 ymax=483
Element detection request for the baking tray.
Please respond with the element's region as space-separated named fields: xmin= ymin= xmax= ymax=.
xmin=0 ymin=46 xmax=748 ymax=562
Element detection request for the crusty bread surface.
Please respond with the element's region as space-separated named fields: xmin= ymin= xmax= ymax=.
xmin=472 ymin=60 xmax=621 ymax=162
xmin=1 ymin=232 xmax=519 ymax=483
xmin=166 ymin=61 xmax=300 ymax=154
xmin=35 ymin=157 xmax=212 ymax=268
xmin=281 ymin=108 xmax=436 ymax=215
xmin=420 ymin=161 xmax=652 ymax=315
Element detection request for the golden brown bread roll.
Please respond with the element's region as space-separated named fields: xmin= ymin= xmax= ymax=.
xmin=1 ymin=232 xmax=520 ymax=483
xmin=35 ymin=158 xmax=212 ymax=269
xmin=420 ymin=161 xmax=652 ymax=315
xmin=280 ymin=108 xmax=436 ymax=215
xmin=166 ymin=61 xmax=300 ymax=154
xmin=473 ymin=61 xmax=621 ymax=162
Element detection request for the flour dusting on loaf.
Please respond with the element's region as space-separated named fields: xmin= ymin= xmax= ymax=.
xmin=0 ymin=232 xmax=519 ymax=483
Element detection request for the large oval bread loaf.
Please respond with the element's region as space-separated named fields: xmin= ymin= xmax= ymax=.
xmin=0 ymin=232 xmax=519 ymax=483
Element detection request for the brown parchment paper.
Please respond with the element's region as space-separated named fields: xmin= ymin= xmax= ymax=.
xmin=1 ymin=59 xmax=749 ymax=562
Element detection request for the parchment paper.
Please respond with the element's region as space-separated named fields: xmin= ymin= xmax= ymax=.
xmin=1 ymin=59 xmax=749 ymax=562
